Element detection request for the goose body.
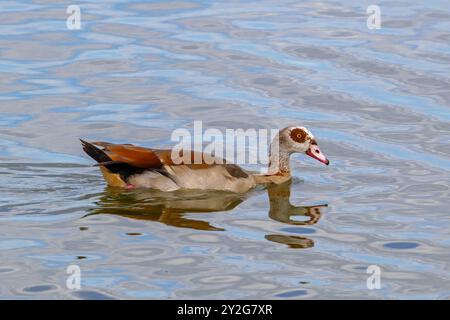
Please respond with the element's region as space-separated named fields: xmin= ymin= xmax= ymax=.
xmin=81 ymin=126 xmax=329 ymax=193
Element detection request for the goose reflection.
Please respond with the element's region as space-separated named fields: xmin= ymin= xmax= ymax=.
xmin=87 ymin=180 xmax=327 ymax=248
xmin=265 ymin=180 xmax=327 ymax=249
xmin=87 ymin=189 xmax=247 ymax=231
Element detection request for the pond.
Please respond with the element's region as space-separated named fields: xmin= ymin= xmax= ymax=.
xmin=0 ymin=0 xmax=449 ymax=299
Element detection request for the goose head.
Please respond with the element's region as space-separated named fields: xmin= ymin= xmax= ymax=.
xmin=278 ymin=126 xmax=330 ymax=166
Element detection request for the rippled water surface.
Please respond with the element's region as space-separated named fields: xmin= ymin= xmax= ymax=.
xmin=1 ymin=0 xmax=450 ymax=299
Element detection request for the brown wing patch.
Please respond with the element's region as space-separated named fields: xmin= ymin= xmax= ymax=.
xmin=94 ymin=142 xmax=163 ymax=169
xmin=224 ymin=164 xmax=249 ymax=179
xmin=92 ymin=142 xmax=228 ymax=169
xmin=290 ymin=128 xmax=308 ymax=143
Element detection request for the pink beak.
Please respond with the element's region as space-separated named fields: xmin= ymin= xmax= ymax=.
xmin=306 ymin=144 xmax=330 ymax=165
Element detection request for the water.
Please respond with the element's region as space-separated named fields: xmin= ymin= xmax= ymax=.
xmin=1 ymin=0 xmax=450 ymax=299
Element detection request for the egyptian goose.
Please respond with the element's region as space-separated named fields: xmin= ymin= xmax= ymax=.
xmin=80 ymin=126 xmax=329 ymax=193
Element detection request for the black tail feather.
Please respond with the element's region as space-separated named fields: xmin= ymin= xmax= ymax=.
xmin=80 ymin=139 xmax=111 ymax=164
xmin=80 ymin=139 xmax=145 ymax=181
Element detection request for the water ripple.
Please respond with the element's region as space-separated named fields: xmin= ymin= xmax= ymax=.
xmin=0 ymin=0 xmax=449 ymax=299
